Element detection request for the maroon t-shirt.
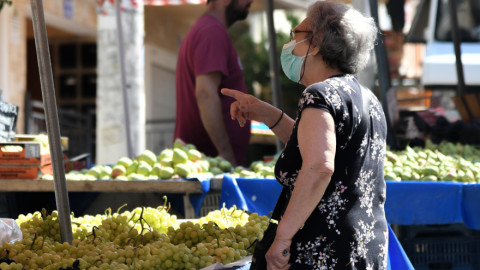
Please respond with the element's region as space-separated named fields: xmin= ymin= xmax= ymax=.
xmin=174 ymin=15 xmax=251 ymax=165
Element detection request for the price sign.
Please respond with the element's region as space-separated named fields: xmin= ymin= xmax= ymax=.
xmin=0 ymin=100 xmax=19 ymax=142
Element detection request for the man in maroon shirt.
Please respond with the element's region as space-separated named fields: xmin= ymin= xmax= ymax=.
xmin=174 ymin=0 xmax=253 ymax=166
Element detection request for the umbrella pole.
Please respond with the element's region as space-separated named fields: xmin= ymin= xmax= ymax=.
xmin=369 ymin=0 xmax=398 ymax=150
xmin=30 ymin=0 xmax=73 ymax=244
xmin=448 ymin=0 xmax=473 ymax=120
xmin=265 ymin=0 xmax=283 ymax=152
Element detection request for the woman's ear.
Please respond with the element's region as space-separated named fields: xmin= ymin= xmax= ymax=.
xmin=310 ymin=46 xmax=320 ymax=56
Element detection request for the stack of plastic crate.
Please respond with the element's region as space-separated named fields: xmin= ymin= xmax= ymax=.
xmin=400 ymin=224 xmax=480 ymax=270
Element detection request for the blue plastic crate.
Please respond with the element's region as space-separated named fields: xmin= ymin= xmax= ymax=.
xmin=404 ymin=235 xmax=480 ymax=270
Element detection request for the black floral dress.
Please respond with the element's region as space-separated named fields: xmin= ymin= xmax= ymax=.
xmin=274 ymin=74 xmax=388 ymax=270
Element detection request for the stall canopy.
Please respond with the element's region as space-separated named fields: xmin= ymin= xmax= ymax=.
xmin=143 ymin=0 xmax=310 ymax=9
xmin=144 ymin=0 xmax=206 ymax=5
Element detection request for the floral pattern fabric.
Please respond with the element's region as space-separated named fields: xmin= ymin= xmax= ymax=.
xmin=274 ymin=74 xmax=388 ymax=269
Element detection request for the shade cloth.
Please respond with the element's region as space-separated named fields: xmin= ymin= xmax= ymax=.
xmin=144 ymin=0 xmax=206 ymax=5
xmin=385 ymin=181 xmax=464 ymax=225
xmin=219 ymin=177 xmax=480 ymax=229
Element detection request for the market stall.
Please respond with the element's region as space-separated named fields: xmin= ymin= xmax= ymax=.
xmin=1 ymin=0 xmax=478 ymax=268
xmin=219 ymin=175 xmax=480 ymax=269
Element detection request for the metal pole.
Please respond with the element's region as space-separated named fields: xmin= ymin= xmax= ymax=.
xmin=30 ymin=0 xmax=73 ymax=244
xmin=448 ymin=0 xmax=466 ymax=96
xmin=448 ymin=0 xmax=473 ymax=120
xmin=369 ymin=0 xmax=398 ymax=150
xmin=265 ymin=0 xmax=283 ymax=151
xmin=115 ymin=0 xmax=134 ymax=158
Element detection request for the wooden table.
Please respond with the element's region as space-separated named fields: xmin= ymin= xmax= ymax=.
xmin=0 ymin=178 xmax=224 ymax=218
xmin=0 ymin=179 xmax=204 ymax=193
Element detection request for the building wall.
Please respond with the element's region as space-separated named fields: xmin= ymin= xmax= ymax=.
xmin=42 ymin=0 xmax=97 ymax=31
xmin=0 ymin=0 xmax=28 ymax=133
xmin=144 ymin=5 xmax=200 ymax=53
xmin=143 ymin=5 xmax=201 ymax=152
xmin=0 ymin=0 xmax=97 ymax=134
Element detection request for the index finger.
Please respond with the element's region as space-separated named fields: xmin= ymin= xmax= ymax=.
xmin=221 ymin=88 xmax=243 ymax=100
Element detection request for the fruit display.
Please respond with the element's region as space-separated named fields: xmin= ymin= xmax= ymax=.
xmin=37 ymin=138 xmax=480 ymax=183
xmin=384 ymin=140 xmax=480 ymax=182
xmin=0 ymin=202 xmax=270 ymax=270
xmin=228 ymin=159 xmax=276 ymax=179
xmin=39 ymin=139 xmax=234 ymax=181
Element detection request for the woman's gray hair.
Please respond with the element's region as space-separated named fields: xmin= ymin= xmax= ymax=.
xmin=307 ymin=1 xmax=378 ymax=74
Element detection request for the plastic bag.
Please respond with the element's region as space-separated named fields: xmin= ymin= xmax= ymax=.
xmin=0 ymin=218 xmax=22 ymax=245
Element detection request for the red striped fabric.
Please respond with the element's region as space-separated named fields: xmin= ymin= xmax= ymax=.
xmin=143 ymin=0 xmax=206 ymax=5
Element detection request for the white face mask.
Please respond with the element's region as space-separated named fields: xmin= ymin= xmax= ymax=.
xmin=280 ymin=39 xmax=310 ymax=83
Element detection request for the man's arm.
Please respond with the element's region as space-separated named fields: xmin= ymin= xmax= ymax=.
xmin=195 ymin=72 xmax=237 ymax=165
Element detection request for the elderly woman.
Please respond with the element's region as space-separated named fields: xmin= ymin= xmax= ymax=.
xmin=222 ymin=1 xmax=387 ymax=269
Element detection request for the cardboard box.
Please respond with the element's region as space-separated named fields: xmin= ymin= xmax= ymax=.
xmin=0 ymin=142 xmax=41 ymax=165
xmin=0 ymin=165 xmax=38 ymax=179
xmin=0 ymin=142 xmax=41 ymax=179
xmin=39 ymin=153 xmax=69 ymax=175
xmin=14 ymin=134 xmax=69 ymax=151
xmin=11 ymin=135 xmax=70 ymax=175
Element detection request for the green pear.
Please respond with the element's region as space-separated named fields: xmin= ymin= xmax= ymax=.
xmin=235 ymin=166 xmax=246 ymax=173
xmin=422 ymin=167 xmax=438 ymax=177
xmin=138 ymin=149 xmax=157 ymax=166
xmin=174 ymin=163 xmax=191 ymax=178
xmin=197 ymin=160 xmax=210 ymax=172
xmin=137 ymin=161 xmax=152 ymax=177
xmin=260 ymin=166 xmax=274 ymax=177
xmin=393 ymin=166 xmax=403 ymax=176
xmin=210 ymin=167 xmax=223 ymax=175
xmin=150 ymin=163 xmax=162 ymax=177
xmin=421 ymin=175 xmax=437 ymax=181
xmin=159 ymin=158 xmax=173 ymax=168
xmin=239 ymin=169 xmax=257 ymax=178
xmin=185 ymin=143 xmax=196 ymax=150
xmin=172 ymin=148 xmax=188 ymax=165
xmin=99 ymin=166 xmax=113 ymax=179
xmin=252 ymin=162 xmax=264 ymax=173
xmin=384 ymin=173 xmax=398 ymax=181
xmin=159 ymin=167 xmax=174 ymax=179
xmin=207 ymin=157 xmax=219 ymax=168
xmin=173 ymin=138 xmax=186 ymax=149
xmin=158 ymin=148 xmax=173 ymax=161
xmin=401 ymin=171 xmax=412 ymax=181
xmin=115 ymin=175 xmax=128 ymax=181
xmin=219 ymin=160 xmax=233 ymax=172
xmin=126 ymin=160 xmax=139 ymax=176
xmin=128 ymin=173 xmax=146 ymax=181
xmin=87 ymin=166 xmax=103 ymax=179
xmin=187 ymin=149 xmax=202 ymax=162
xmin=444 ymin=170 xmax=457 ymax=181
xmin=117 ymin=157 xmax=133 ymax=169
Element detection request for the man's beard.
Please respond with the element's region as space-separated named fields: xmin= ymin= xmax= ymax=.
xmin=225 ymin=0 xmax=250 ymax=27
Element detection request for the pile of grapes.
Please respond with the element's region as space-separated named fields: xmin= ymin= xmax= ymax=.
xmin=0 ymin=200 xmax=270 ymax=270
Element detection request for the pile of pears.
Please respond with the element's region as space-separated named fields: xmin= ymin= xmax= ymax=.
xmin=227 ymin=159 xmax=276 ymax=179
xmin=49 ymin=139 xmax=480 ymax=183
xmin=384 ymin=140 xmax=480 ymax=182
xmin=59 ymin=139 xmax=234 ymax=181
